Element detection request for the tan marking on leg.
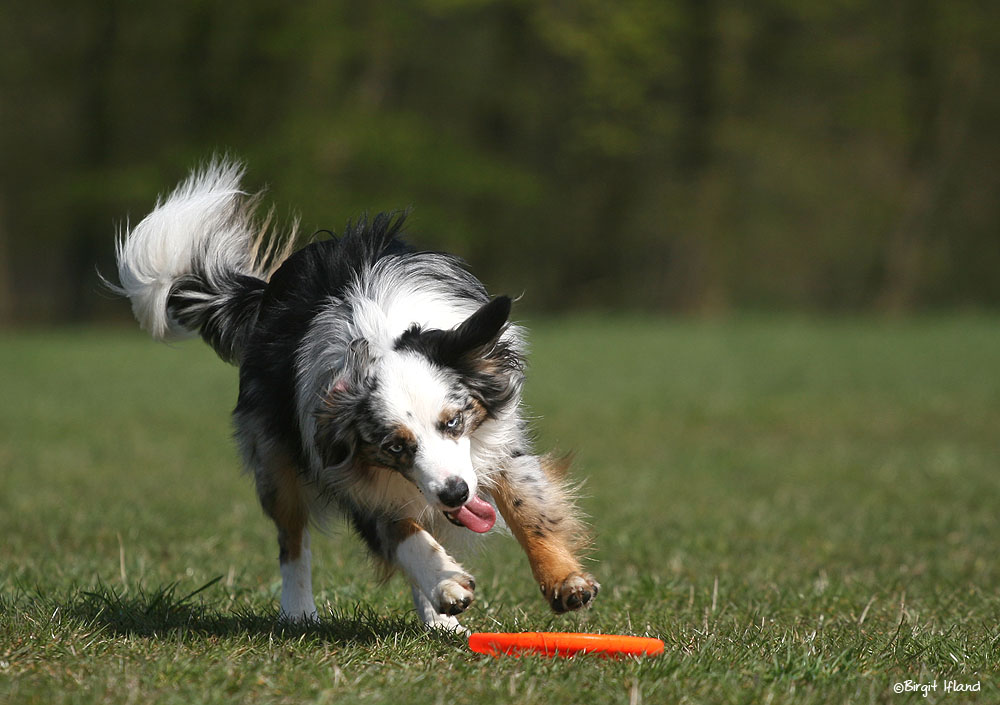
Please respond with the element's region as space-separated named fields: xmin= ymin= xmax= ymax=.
xmin=250 ymin=444 xmax=317 ymax=620
xmin=541 ymin=452 xmax=573 ymax=480
xmin=386 ymin=517 xmax=423 ymax=543
xmin=258 ymin=454 xmax=309 ymax=563
xmin=368 ymin=517 xmax=425 ymax=584
xmin=494 ymin=485 xmax=583 ymax=588
xmin=493 ymin=454 xmax=598 ymax=612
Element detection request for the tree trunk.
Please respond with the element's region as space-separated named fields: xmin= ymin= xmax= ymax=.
xmin=0 ymin=197 xmax=12 ymax=325
xmin=878 ymin=0 xmax=939 ymax=313
xmin=673 ymin=0 xmax=727 ymax=313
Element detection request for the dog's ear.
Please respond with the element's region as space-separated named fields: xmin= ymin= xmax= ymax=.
xmin=449 ymin=296 xmax=511 ymax=357
xmin=329 ymin=338 xmax=374 ymax=395
xmin=394 ymin=296 xmax=511 ymax=367
xmin=415 ymin=296 xmax=511 ymax=367
xmin=316 ymin=338 xmax=373 ymax=468
xmin=394 ymin=296 xmax=523 ymax=415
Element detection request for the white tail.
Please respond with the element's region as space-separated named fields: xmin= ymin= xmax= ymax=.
xmin=111 ymin=158 xmax=292 ymax=342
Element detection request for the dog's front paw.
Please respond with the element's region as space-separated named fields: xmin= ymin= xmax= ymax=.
xmin=433 ymin=573 xmax=476 ymax=616
xmin=543 ymin=572 xmax=600 ymax=613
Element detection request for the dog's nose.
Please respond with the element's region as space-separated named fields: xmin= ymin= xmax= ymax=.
xmin=438 ymin=477 xmax=469 ymax=508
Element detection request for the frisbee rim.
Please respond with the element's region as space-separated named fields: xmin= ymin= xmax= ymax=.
xmin=467 ymin=631 xmax=665 ymax=657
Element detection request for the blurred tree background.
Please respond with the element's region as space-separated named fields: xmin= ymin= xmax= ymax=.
xmin=0 ymin=0 xmax=997 ymax=324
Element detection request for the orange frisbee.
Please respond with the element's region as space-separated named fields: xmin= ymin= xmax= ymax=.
xmin=468 ymin=632 xmax=664 ymax=658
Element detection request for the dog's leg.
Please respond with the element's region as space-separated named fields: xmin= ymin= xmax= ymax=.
xmin=257 ymin=455 xmax=318 ymax=622
xmin=492 ymin=454 xmax=600 ymax=613
xmin=382 ymin=518 xmax=476 ymax=629
xmin=278 ymin=525 xmax=317 ymax=621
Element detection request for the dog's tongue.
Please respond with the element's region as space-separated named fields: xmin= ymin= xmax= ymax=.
xmin=448 ymin=496 xmax=496 ymax=533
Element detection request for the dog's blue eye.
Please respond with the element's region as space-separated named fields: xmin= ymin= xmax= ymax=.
xmin=385 ymin=442 xmax=404 ymax=454
xmin=446 ymin=414 xmax=461 ymax=429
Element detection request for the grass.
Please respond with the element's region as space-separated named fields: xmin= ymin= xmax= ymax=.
xmin=1 ymin=316 xmax=999 ymax=704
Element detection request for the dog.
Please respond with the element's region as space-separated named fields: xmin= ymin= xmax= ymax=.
xmin=111 ymin=159 xmax=599 ymax=630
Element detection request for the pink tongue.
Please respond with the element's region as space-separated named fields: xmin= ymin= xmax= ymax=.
xmin=450 ymin=496 xmax=496 ymax=533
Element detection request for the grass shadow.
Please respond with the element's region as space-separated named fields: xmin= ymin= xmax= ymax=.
xmin=61 ymin=578 xmax=441 ymax=646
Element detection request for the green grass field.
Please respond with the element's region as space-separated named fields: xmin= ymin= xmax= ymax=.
xmin=2 ymin=317 xmax=999 ymax=704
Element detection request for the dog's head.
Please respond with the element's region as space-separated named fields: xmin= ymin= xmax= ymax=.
xmin=317 ymin=296 xmax=523 ymax=531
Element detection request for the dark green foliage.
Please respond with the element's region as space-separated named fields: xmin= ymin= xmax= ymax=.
xmin=1 ymin=1 xmax=1000 ymax=323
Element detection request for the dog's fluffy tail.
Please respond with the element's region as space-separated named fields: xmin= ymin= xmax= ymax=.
xmin=111 ymin=158 xmax=296 ymax=364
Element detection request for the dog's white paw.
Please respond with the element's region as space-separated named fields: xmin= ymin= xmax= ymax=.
xmin=432 ymin=573 xmax=476 ymax=616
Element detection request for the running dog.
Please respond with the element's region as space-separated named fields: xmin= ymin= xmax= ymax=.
xmin=111 ymin=160 xmax=598 ymax=630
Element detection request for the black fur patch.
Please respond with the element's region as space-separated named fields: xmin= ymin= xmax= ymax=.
xmin=168 ymin=272 xmax=266 ymax=364
xmin=234 ymin=213 xmax=411 ymax=473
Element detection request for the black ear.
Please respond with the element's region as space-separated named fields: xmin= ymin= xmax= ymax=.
xmin=430 ymin=296 xmax=511 ymax=366
xmin=393 ymin=296 xmax=513 ymax=369
xmin=451 ymin=296 xmax=511 ymax=352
